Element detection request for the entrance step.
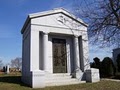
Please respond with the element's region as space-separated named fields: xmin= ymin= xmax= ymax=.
xmin=45 ymin=73 xmax=86 ymax=86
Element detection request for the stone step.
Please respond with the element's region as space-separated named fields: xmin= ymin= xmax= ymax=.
xmin=46 ymin=79 xmax=86 ymax=86
xmin=46 ymin=76 xmax=72 ymax=81
xmin=45 ymin=73 xmax=72 ymax=81
xmin=45 ymin=73 xmax=86 ymax=86
xmin=46 ymin=77 xmax=76 ymax=83
xmin=45 ymin=73 xmax=71 ymax=77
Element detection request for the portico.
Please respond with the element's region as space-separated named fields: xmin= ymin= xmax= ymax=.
xmin=32 ymin=31 xmax=84 ymax=74
xmin=21 ymin=8 xmax=100 ymax=88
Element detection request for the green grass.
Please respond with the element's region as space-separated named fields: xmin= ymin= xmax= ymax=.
xmin=0 ymin=74 xmax=120 ymax=90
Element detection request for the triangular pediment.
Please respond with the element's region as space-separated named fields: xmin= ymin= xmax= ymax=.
xmin=21 ymin=8 xmax=87 ymax=34
xmin=29 ymin=8 xmax=87 ymax=26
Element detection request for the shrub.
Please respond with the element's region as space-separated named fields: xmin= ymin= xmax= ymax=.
xmin=93 ymin=57 xmax=101 ymax=69
xmin=90 ymin=62 xmax=95 ymax=68
xmin=102 ymin=57 xmax=115 ymax=77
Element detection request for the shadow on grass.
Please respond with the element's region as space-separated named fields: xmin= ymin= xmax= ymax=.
xmin=0 ymin=76 xmax=30 ymax=87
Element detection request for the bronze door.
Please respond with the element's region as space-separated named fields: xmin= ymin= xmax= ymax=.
xmin=52 ymin=38 xmax=67 ymax=73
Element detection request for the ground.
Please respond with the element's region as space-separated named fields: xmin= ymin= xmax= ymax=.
xmin=0 ymin=73 xmax=120 ymax=90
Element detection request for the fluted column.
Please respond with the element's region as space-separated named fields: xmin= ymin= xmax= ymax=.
xmin=43 ymin=32 xmax=48 ymax=71
xmin=73 ymin=35 xmax=80 ymax=70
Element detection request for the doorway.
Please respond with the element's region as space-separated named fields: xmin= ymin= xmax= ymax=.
xmin=52 ymin=38 xmax=67 ymax=73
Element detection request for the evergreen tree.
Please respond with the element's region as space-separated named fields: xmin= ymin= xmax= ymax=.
xmin=102 ymin=57 xmax=115 ymax=77
xmin=116 ymin=54 xmax=120 ymax=72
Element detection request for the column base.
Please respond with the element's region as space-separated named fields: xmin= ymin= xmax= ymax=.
xmin=22 ymin=70 xmax=45 ymax=88
xmin=72 ymin=69 xmax=84 ymax=81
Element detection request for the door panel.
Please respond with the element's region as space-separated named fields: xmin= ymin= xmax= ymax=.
xmin=52 ymin=38 xmax=67 ymax=73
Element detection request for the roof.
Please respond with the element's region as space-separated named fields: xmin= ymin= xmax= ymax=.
xmin=113 ymin=48 xmax=120 ymax=51
xmin=21 ymin=8 xmax=88 ymax=34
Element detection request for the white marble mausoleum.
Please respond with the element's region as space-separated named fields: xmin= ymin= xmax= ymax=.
xmin=21 ymin=8 xmax=100 ymax=88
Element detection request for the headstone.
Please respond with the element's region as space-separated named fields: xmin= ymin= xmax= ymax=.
xmin=6 ymin=65 xmax=10 ymax=74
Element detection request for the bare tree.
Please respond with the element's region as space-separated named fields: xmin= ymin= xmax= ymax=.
xmin=11 ymin=57 xmax=22 ymax=69
xmin=73 ymin=0 xmax=120 ymax=47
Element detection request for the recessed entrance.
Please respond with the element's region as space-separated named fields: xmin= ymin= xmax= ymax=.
xmin=52 ymin=38 xmax=67 ymax=73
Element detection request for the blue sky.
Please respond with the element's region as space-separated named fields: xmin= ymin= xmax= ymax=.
xmin=0 ymin=0 xmax=112 ymax=64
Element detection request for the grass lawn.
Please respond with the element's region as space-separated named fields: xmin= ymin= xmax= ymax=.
xmin=0 ymin=74 xmax=120 ymax=90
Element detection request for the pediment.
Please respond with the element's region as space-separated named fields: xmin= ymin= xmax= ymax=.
xmin=21 ymin=8 xmax=87 ymax=34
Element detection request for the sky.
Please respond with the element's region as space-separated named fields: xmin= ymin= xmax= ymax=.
xmin=0 ymin=0 xmax=112 ymax=65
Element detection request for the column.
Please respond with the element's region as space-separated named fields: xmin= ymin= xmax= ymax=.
xmin=43 ymin=32 xmax=48 ymax=71
xmin=73 ymin=35 xmax=80 ymax=70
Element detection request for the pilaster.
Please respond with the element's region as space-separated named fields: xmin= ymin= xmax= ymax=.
xmin=30 ymin=30 xmax=40 ymax=71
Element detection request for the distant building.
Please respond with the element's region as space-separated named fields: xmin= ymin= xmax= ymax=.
xmin=113 ymin=48 xmax=120 ymax=64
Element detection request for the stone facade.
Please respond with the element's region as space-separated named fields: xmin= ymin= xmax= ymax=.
xmin=21 ymin=8 xmax=100 ymax=88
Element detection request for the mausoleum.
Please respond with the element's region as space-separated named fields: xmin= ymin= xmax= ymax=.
xmin=21 ymin=8 xmax=100 ymax=88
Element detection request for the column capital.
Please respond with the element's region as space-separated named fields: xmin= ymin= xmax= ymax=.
xmin=42 ymin=31 xmax=49 ymax=35
xmin=74 ymin=35 xmax=79 ymax=38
